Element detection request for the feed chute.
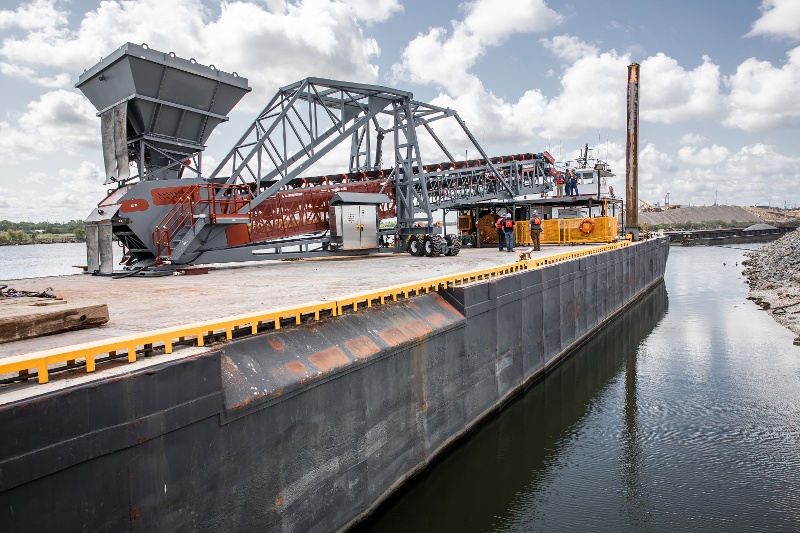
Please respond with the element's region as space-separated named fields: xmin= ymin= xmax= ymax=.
xmin=77 ymin=42 xmax=251 ymax=184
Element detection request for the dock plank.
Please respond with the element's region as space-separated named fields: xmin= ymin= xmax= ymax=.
xmin=0 ymin=299 xmax=109 ymax=343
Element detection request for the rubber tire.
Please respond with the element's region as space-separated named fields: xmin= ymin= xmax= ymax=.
xmin=414 ymin=234 xmax=426 ymax=256
xmin=408 ymin=235 xmax=421 ymax=256
xmin=424 ymin=234 xmax=442 ymax=257
xmin=444 ymin=234 xmax=458 ymax=256
xmin=449 ymin=237 xmax=461 ymax=256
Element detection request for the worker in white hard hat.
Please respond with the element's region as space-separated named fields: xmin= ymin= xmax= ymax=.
xmin=503 ymin=212 xmax=515 ymax=252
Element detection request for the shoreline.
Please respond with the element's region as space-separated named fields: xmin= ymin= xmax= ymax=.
xmin=0 ymin=238 xmax=82 ymax=246
xmin=743 ymin=228 xmax=800 ymax=344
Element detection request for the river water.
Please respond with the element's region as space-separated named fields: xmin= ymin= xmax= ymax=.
xmin=0 ymin=243 xmax=92 ymax=280
xmin=356 ymin=245 xmax=800 ymax=532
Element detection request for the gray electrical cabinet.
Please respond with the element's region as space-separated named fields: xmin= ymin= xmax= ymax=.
xmin=329 ymin=193 xmax=389 ymax=250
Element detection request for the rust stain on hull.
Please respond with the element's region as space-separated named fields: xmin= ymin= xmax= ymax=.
xmin=426 ymin=313 xmax=447 ymax=327
xmin=379 ymin=327 xmax=410 ymax=346
xmin=267 ymin=338 xmax=284 ymax=351
xmin=345 ymin=337 xmax=381 ymax=359
xmin=285 ymin=361 xmax=308 ymax=376
xmin=406 ymin=319 xmax=433 ymax=339
xmin=308 ymin=347 xmax=350 ymax=372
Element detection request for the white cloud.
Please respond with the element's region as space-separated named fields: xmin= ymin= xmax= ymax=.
xmin=206 ymin=0 xmax=382 ymax=106
xmin=746 ymin=0 xmax=800 ymax=41
xmin=0 ymin=90 xmax=98 ymax=162
xmin=677 ymin=144 xmax=730 ymax=165
xmin=385 ymin=0 xmax=568 ymax=153
xmin=427 ymin=87 xmax=548 ymax=148
xmin=395 ymin=13 xmax=724 ymax=147
xmin=0 ymin=161 xmax=108 ymax=221
xmin=639 ymin=54 xmax=722 ymax=123
xmin=0 ymin=62 xmax=70 ymax=88
xmin=636 ymin=143 xmax=800 ymax=207
xmin=391 ymin=0 xmax=562 ymax=93
xmin=679 ymin=133 xmax=705 ymax=145
xmin=339 ymin=0 xmax=403 ymax=23
xmin=722 ymin=144 xmax=800 ymax=205
xmin=675 ymin=143 xmax=800 ymax=206
xmin=0 ymin=0 xmax=384 ymax=108
xmin=0 ymin=0 xmax=66 ymax=31
xmin=541 ymin=49 xmax=630 ymax=137
xmin=540 ymin=34 xmax=599 ymax=63
xmin=724 ymin=46 xmax=800 ymax=131
xmin=460 ymin=0 xmax=563 ymax=44
xmin=628 ymin=143 xmax=677 ymax=205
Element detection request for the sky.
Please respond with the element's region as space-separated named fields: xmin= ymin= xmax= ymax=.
xmin=0 ymin=0 xmax=799 ymax=222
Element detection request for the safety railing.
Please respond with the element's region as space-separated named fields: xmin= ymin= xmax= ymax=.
xmin=152 ymin=184 xmax=251 ymax=259
xmin=1 ymin=241 xmax=629 ymax=385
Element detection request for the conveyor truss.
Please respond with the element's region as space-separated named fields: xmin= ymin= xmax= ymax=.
xmin=78 ymin=44 xmax=556 ymax=269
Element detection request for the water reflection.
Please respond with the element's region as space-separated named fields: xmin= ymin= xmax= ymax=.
xmin=356 ymin=246 xmax=800 ymax=532
xmin=355 ymin=281 xmax=669 ymax=533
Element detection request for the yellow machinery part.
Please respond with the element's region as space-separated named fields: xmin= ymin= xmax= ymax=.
xmin=478 ymin=213 xmax=502 ymax=244
xmin=516 ymin=217 xmax=618 ymax=245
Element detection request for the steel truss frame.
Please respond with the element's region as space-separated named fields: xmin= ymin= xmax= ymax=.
xmin=139 ymin=78 xmax=556 ymax=266
xmin=206 ymin=78 xmax=516 ymax=235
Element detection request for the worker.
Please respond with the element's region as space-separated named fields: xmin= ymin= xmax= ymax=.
xmin=495 ymin=216 xmax=505 ymax=251
xmin=503 ymin=213 xmax=515 ymax=252
xmin=569 ymin=169 xmax=578 ymax=197
xmin=529 ymin=210 xmax=542 ymax=251
xmin=556 ymin=172 xmax=565 ymax=196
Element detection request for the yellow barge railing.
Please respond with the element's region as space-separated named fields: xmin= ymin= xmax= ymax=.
xmin=0 ymin=241 xmax=629 ymax=385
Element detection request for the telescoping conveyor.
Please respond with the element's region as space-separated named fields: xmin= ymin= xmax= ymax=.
xmin=77 ymin=43 xmax=562 ymax=273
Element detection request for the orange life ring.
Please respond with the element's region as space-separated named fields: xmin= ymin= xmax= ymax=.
xmin=580 ymin=217 xmax=595 ymax=234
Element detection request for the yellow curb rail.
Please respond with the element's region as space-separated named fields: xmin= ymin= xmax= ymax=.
xmin=334 ymin=262 xmax=528 ymax=314
xmin=524 ymin=241 xmax=628 ymax=268
xmin=0 ymin=242 xmax=629 ymax=385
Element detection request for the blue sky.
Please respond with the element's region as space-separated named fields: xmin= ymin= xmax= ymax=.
xmin=1 ymin=0 xmax=799 ymax=221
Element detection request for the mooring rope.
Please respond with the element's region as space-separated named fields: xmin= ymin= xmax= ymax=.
xmin=0 ymin=285 xmax=56 ymax=298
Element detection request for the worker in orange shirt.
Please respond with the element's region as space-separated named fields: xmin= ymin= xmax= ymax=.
xmin=556 ymin=173 xmax=565 ymax=196
xmin=529 ymin=211 xmax=542 ymax=251
xmin=496 ymin=216 xmax=506 ymax=251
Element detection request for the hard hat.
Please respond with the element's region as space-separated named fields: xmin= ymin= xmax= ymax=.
xmin=505 ymin=213 xmax=511 ymax=218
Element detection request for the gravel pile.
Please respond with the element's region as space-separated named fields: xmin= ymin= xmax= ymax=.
xmin=743 ymin=227 xmax=800 ymax=344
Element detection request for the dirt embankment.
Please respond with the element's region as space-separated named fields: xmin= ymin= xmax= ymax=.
xmin=741 ymin=206 xmax=800 ymax=224
xmin=742 ymin=227 xmax=800 ymax=345
xmin=638 ymin=205 xmax=800 ymax=228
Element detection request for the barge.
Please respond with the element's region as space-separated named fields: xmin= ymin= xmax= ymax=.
xmin=0 ymin=239 xmax=668 ymax=531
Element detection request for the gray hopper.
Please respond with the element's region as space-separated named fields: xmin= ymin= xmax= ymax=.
xmin=76 ymin=43 xmax=251 ymax=183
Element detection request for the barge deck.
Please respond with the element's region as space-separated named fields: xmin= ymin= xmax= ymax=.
xmin=0 ymin=239 xmax=669 ymax=533
xmin=1 ymin=245 xmax=603 ymax=396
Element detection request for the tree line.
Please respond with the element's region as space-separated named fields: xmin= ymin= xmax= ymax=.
xmin=0 ymin=220 xmax=86 ymax=244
